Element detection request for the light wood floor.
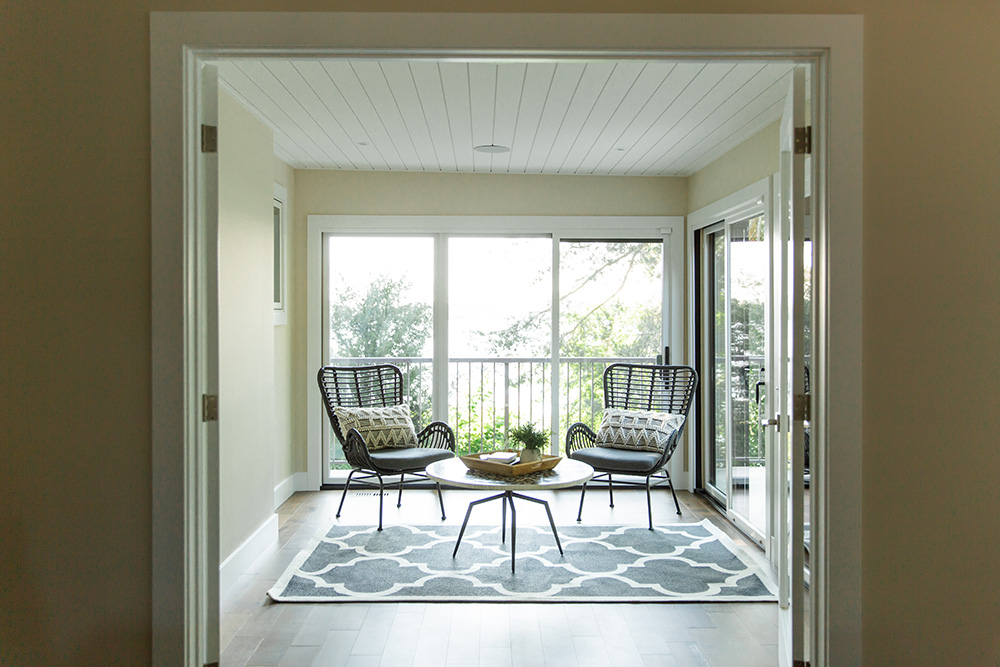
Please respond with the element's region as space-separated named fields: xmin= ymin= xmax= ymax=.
xmin=220 ymin=484 xmax=779 ymax=667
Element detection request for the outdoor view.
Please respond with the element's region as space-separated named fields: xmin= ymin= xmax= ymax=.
xmin=327 ymin=235 xmax=664 ymax=467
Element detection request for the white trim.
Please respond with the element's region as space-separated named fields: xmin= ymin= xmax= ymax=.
xmin=151 ymin=13 xmax=862 ymax=666
xmin=273 ymin=472 xmax=308 ymax=509
xmin=217 ymin=513 xmax=279 ymax=598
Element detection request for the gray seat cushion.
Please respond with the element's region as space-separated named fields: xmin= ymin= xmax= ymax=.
xmin=569 ymin=446 xmax=663 ymax=474
xmin=369 ymin=447 xmax=454 ymax=472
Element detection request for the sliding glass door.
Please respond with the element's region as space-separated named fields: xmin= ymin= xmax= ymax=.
xmin=701 ymin=213 xmax=769 ymax=545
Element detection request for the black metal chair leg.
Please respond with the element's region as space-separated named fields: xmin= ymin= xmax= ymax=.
xmin=665 ymin=470 xmax=682 ymax=515
xmin=336 ymin=469 xmax=356 ymax=518
xmin=576 ymin=481 xmax=588 ymax=522
xmin=646 ymin=476 xmax=654 ymax=530
xmin=608 ymin=474 xmax=615 ymax=508
xmin=435 ymin=482 xmax=446 ymax=520
xmin=377 ymin=474 xmax=385 ymax=531
xmin=397 ymin=473 xmax=405 ymax=508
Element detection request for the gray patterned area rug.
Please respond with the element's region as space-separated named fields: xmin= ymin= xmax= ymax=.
xmin=268 ymin=520 xmax=776 ymax=603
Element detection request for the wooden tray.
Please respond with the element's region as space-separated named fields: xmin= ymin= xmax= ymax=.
xmin=460 ymin=451 xmax=562 ymax=477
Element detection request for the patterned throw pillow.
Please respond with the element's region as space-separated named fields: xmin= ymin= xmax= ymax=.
xmin=595 ymin=408 xmax=686 ymax=453
xmin=333 ymin=404 xmax=418 ymax=450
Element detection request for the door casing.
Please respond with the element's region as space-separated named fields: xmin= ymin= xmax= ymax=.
xmin=151 ymin=12 xmax=863 ymax=666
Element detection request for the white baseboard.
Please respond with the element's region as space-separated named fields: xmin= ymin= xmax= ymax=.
xmin=274 ymin=471 xmax=309 ymax=509
xmin=219 ymin=513 xmax=279 ymax=598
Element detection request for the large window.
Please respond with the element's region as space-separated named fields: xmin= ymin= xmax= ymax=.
xmin=311 ymin=217 xmax=682 ymax=482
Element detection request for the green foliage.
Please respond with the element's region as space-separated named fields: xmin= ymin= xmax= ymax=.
xmin=330 ymin=276 xmax=431 ymax=358
xmin=560 ymin=302 xmax=661 ymax=358
xmin=479 ymin=242 xmax=662 ymax=357
xmin=508 ymin=422 xmax=549 ymax=451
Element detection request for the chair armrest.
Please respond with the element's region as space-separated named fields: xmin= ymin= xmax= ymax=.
xmin=342 ymin=428 xmax=377 ymax=470
xmin=565 ymin=422 xmax=597 ymax=454
xmin=417 ymin=421 xmax=456 ymax=452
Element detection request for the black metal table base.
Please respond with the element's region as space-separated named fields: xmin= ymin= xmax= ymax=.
xmin=452 ymin=490 xmax=564 ymax=573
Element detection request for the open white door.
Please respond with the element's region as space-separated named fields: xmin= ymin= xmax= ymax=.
xmin=772 ymin=65 xmax=809 ymax=667
xmin=194 ymin=62 xmax=221 ymax=666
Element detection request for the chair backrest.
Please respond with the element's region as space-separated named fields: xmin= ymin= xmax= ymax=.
xmin=317 ymin=365 xmax=404 ymax=442
xmin=603 ymin=363 xmax=698 ymax=417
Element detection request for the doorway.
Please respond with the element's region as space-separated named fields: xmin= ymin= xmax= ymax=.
xmin=150 ymin=12 xmax=863 ymax=667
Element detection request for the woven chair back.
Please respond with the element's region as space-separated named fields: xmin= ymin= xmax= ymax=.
xmin=317 ymin=365 xmax=405 ymax=443
xmin=603 ymin=363 xmax=698 ymax=417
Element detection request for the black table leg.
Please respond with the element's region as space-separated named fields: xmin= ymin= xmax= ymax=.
xmin=510 ymin=492 xmax=564 ymax=555
xmin=507 ymin=492 xmax=516 ymax=573
xmin=452 ymin=491 xmax=507 ymax=558
xmin=452 ymin=489 xmax=564 ymax=573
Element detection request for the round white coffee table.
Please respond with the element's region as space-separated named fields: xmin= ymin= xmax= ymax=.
xmin=425 ymin=457 xmax=594 ymax=573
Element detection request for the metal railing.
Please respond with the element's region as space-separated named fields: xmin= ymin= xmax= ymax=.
xmin=328 ymin=355 xmax=655 ymax=458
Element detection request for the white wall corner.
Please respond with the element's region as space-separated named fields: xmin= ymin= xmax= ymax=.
xmin=218 ymin=513 xmax=279 ymax=598
xmin=274 ymin=472 xmax=309 ymax=509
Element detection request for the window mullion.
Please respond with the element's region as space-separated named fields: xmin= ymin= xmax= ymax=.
xmin=551 ymin=235 xmax=560 ymax=455
xmin=432 ymin=234 xmax=449 ymax=423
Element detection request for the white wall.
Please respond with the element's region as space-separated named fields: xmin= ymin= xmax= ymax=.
xmin=218 ymin=91 xmax=277 ymax=559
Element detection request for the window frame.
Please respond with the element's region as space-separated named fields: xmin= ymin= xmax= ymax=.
xmin=272 ymin=183 xmax=288 ymax=325
xmin=306 ymin=215 xmax=684 ymax=486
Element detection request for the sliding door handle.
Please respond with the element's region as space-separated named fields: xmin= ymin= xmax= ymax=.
xmin=761 ymin=416 xmax=780 ymax=428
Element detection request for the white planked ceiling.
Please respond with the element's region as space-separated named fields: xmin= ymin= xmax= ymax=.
xmin=213 ymin=58 xmax=796 ymax=177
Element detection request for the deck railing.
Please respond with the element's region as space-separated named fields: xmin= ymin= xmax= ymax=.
xmin=328 ymin=356 xmax=655 ymax=458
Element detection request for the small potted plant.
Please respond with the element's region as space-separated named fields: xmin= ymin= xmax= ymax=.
xmin=509 ymin=423 xmax=549 ymax=463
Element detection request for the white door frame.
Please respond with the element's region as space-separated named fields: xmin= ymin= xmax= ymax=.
xmin=151 ymin=12 xmax=862 ymax=667
xmin=687 ymin=177 xmax=774 ymax=550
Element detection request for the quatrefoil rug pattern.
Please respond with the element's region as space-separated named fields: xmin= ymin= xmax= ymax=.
xmin=268 ymin=520 xmax=775 ymax=602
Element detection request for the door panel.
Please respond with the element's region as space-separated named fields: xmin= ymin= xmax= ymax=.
xmin=774 ymin=65 xmax=809 ymax=667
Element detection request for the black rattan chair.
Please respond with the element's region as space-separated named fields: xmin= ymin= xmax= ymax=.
xmin=318 ymin=364 xmax=456 ymax=531
xmin=566 ymin=363 xmax=698 ymax=530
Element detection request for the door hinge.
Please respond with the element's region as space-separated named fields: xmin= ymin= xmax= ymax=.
xmin=201 ymin=124 xmax=218 ymax=153
xmin=202 ymin=394 xmax=219 ymax=422
xmin=794 ymin=393 xmax=811 ymax=422
xmin=794 ymin=126 xmax=812 ymax=155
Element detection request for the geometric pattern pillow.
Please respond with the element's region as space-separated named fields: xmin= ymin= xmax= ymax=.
xmin=595 ymin=408 xmax=686 ymax=453
xmin=333 ymin=404 xmax=418 ymax=450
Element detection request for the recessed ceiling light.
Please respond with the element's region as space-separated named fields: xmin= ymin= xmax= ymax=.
xmin=474 ymin=144 xmax=510 ymax=154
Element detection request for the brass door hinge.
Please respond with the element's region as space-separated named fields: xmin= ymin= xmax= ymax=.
xmin=794 ymin=126 xmax=812 ymax=155
xmin=202 ymin=394 xmax=219 ymax=422
xmin=794 ymin=393 xmax=811 ymax=422
xmin=201 ymin=124 xmax=218 ymax=153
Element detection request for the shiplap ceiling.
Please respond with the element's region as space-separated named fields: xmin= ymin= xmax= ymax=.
xmin=214 ymin=58 xmax=796 ymax=177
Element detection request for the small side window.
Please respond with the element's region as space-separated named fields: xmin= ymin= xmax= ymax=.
xmin=273 ymin=183 xmax=288 ymax=325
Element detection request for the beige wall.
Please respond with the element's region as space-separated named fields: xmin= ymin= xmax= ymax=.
xmin=687 ymin=121 xmax=780 ymax=213
xmin=3 ymin=3 xmax=999 ymax=666
xmin=273 ymin=158 xmax=297 ymax=480
xmin=217 ymin=91 xmax=277 ymax=559
xmin=295 ymin=171 xmax=686 ymax=216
